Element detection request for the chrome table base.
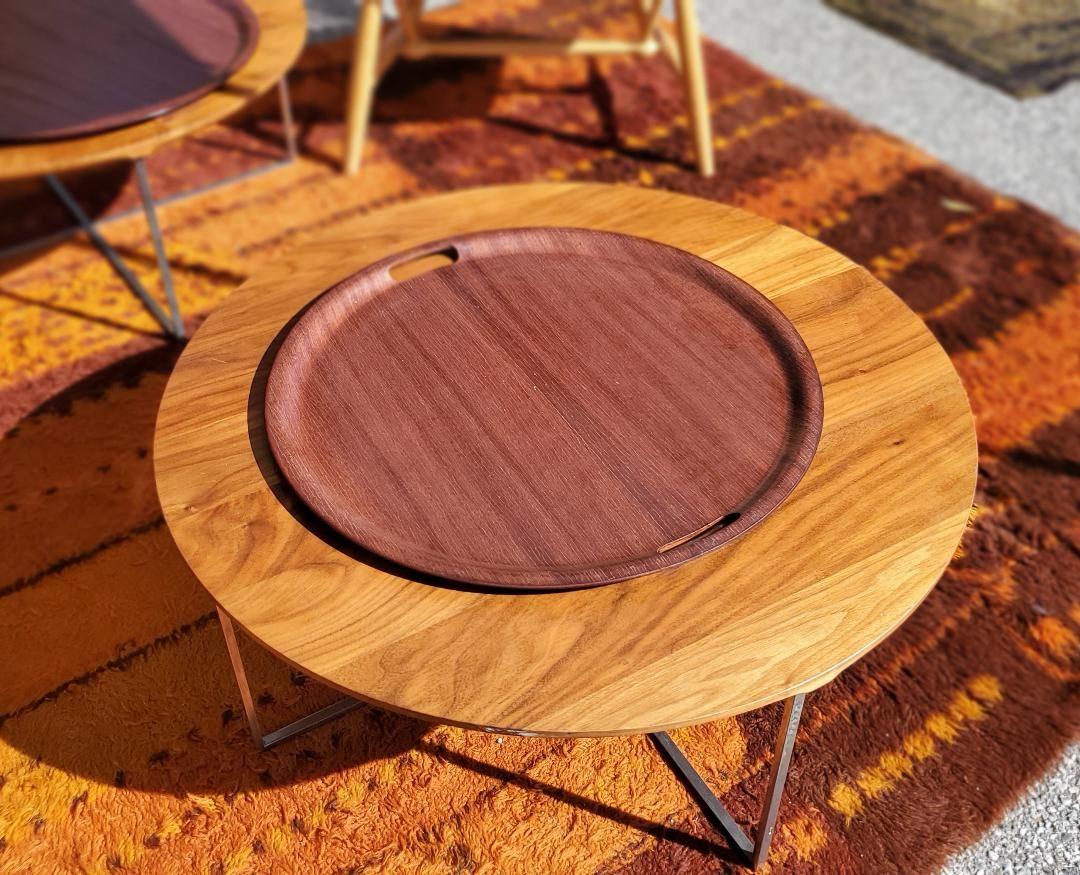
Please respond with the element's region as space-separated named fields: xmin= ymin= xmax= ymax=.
xmin=216 ymin=608 xmax=805 ymax=870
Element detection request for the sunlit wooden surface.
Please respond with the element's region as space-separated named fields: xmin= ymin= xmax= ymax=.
xmin=155 ymin=183 xmax=978 ymax=736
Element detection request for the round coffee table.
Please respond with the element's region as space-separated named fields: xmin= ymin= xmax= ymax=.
xmin=0 ymin=0 xmax=306 ymax=339
xmin=154 ymin=184 xmax=977 ymax=868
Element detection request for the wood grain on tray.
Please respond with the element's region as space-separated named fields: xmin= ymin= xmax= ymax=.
xmin=264 ymin=227 xmax=823 ymax=589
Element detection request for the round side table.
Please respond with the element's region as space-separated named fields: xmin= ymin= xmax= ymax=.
xmin=0 ymin=0 xmax=307 ymax=339
xmin=154 ymin=183 xmax=978 ymax=869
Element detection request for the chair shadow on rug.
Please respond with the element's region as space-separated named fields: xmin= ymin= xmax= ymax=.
xmin=375 ymin=51 xmax=621 ymax=145
xmin=0 ymin=343 xmax=731 ymax=860
xmin=289 ymin=32 xmax=681 ymax=177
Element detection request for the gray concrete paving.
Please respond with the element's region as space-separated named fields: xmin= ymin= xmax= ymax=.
xmin=943 ymin=742 xmax=1080 ymax=875
xmin=697 ymin=0 xmax=1080 ymax=229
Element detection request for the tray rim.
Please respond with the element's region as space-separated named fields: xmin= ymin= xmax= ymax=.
xmin=263 ymin=225 xmax=825 ymax=590
xmin=0 ymin=0 xmax=261 ymax=143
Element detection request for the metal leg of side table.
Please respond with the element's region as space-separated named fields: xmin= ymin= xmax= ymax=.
xmin=650 ymin=693 xmax=805 ymax=870
xmin=216 ymin=607 xmax=363 ymax=750
xmin=45 ymin=168 xmax=186 ymax=340
xmin=133 ymin=159 xmax=184 ymax=338
xmin=215 ymin=595 xmax=801 ymax=864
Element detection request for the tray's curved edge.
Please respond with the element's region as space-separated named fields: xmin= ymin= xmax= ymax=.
xmin=263 ymin=226 xmax=825 ymax=591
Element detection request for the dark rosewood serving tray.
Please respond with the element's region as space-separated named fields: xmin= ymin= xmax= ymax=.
xmin=265 ymin=228 xmax=823 ymax=591
xmin=0 ymin=0 xmax=258 ymax=142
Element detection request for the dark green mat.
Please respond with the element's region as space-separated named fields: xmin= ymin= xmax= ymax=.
xmin=826 ymin=0 xmax=1080 ymax=97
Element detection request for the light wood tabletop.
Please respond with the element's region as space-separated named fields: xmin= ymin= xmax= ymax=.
xmin=0 ymin=0 xmax=306 ymax=181
xmin=154 ymin=183 xmax=978 ymax=737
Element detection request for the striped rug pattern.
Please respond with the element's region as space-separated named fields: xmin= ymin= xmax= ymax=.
xmin=1 ymin=1 xmax=1078 ymax=872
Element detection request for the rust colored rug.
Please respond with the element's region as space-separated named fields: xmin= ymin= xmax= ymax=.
xmin=1 ymin=1 xmax=1078 ymax=872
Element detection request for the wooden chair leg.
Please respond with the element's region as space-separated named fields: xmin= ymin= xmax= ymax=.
xmin=672 ymin=0 xmax=714 ymax=177
xmin=636 ymin=0 xmax=663 ymax=40
xmin=344 ymin=0 xmax=384 ymax=175
xmin=394 ymin=0 xmax=420 ymax=42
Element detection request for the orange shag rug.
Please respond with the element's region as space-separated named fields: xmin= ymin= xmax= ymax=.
xmin=1 ymin=1 xmax=1078 ymax=872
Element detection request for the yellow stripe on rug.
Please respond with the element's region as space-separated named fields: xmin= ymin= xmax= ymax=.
xmin=827 ymin=675 xmax=1003 ymax=825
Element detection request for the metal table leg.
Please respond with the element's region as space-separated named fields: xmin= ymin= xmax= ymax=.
xmin=217 ymin=608 xmax=363 ymax=750
xmin=133 ymin=159 xmax=184 ymax=338
xmin=45 ymin=166 xmax=185 ymax=339
xmin=216 ymin=605 xmax=802 ymax=868
xmin=278 ymin=75 xmax=299 ymax=162
xmin=650 ymin=693 xmax=805 ymax=869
